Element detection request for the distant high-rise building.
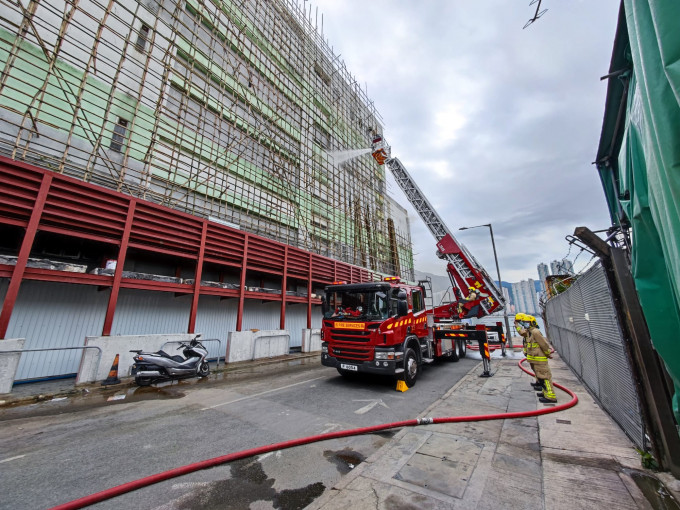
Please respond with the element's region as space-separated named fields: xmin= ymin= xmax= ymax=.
xmin=550 ymin=260 xmax=560 ymax=275
xmin=551 ymin=259 xmax=574 ymax=276
xmin=537 ymin=262 xmax=550 ymax=292
xmin=511 ymin=279 xmax=539 ymax=315
xmin=501 ymin=286 xmax=516 ymax=315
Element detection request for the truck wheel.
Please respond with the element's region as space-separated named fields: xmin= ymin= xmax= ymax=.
xmin=403 ymin=348 xmax=419 ymax=387
xmin=443 ymin=344 xmax=459 ymax=362
xmin=457 ymin=340 xmax=467 ymax=359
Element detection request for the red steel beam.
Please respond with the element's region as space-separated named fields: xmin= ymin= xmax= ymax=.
xmin=280 ymin=245 xmax=288 ymax=329
xmin=307 ymin=253 xmax=312 ymax=329
xmin=102 ymin=201 xmax=136 ymax=336
xmin=188 ymin=222 xmax=207 ymax=333
xmin=236 ymin=235 xmax=249 ymax=331
xmin=0 ymin=173 xmax=52 ymax=338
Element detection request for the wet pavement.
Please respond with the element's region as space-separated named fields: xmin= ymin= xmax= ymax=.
xmin=0 ymin=354 xmax=321 ymax=407
xmin=2 ymin=348 xmax=680 ymax=509
xmin=307 ymin=347 xmax=680 ymax=510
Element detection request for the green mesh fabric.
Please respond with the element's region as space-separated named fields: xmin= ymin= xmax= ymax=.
xmin=608 ymin=0 xmax=680 ymax=423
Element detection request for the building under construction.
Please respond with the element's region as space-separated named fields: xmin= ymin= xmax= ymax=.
xmin=0 ymin=0 xmax=414 ymax=381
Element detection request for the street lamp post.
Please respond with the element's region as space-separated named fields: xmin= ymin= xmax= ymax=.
xmin=458 ymin=223 xmax=513 ymax=356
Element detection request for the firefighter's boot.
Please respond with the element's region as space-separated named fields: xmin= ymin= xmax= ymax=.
xmin=538 ymin=380 xmax=557 ymax=403
xmin=534 ymin=379 xmax=545 ymax=395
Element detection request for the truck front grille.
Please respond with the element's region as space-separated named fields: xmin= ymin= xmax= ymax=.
xmin=328 ymin=328 xmax=372 ymax=343
xmin=330 ymin=344 xmax=372 ymax=361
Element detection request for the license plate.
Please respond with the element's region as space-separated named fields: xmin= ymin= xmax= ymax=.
xmin=340 ymin=363 xmax=358 ymax=371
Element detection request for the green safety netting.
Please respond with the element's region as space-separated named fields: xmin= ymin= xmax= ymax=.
xmin=597 ymin=0 xmax=680 ymax=424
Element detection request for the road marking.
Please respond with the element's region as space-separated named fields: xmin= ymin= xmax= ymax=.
xmin=353 ymin=399 xmax=389 ymax=415
xmin=172 ymin=482 xmax=211 ymax=489
xmin=321 ymin=423 xmax=342 ymax=434
xmin=0 ymin=455 xmax=26 ymax=464
xmin=201 ymin=376 xmax=327 ymax=410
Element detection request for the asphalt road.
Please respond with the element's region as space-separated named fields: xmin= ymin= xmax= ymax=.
xmin=0 ymin=354 xmax=480 ymax=510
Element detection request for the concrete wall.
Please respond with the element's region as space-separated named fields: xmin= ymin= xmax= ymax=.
xmin=0 ymin=338 xmax=25 ymax=394
xmin=226 ymin=330 xmax=290 ymax=362
xmin=77 ymin=333 xmax=195 ymax=383
xmin=301 ymin=329 xmax=321 ymax=353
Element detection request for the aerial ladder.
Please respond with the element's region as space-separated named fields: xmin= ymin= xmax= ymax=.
xmin=371 ymin=134 xmax=505 ymax=321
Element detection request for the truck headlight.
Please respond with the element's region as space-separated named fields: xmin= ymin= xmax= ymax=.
xmin=322 ymin=345 xmax=328 ymax=353
xmin=375 ymin=350 xmax=395 ymax=360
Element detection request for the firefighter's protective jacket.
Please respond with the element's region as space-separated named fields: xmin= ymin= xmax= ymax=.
xmin=525 ymin=326 xmax=552 ymax=380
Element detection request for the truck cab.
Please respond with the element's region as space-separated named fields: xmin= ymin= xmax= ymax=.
xmin=320 ymin=278 xmax=432 ymax=386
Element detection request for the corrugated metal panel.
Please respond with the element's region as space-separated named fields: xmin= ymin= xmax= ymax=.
xmin=285 ymin=304 xmax=306 ymax=348
xmin=241 ymin=301 xmax=283 ymax=333
xmin=544 ymin=260 xmax=644 ymax=449
xmin=110 ymin=289 xmax=192 ymax=335
xmin=583 ymin=265 xmax=623 ymax=345
xmin=597 ymin=342 xmax=645 ymax=445
xmin=194 ymin=295 xmax=238 ymax=360
xmin=283 ymin=305 xmax=323 ymax=348
xmin=576 ymin=333 xmax=599 ymax=393
xmin=568 ymin=328 xmax=584 ymax=378
xmin=570 ymin=280 xmax=591 ymax=338
xmin=5 ymin=281 xmax=108 ymax=380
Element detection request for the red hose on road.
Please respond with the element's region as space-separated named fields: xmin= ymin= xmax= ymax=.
xmin=49 ymin=358 xmax=577 ymax=510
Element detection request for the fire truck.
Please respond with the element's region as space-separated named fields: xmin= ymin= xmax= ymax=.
xmin=320 ymin=135 xmax=507 ymax=386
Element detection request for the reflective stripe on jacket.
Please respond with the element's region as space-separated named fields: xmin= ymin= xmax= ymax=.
xmin=525 ymin=327 xmax=551 ymax=364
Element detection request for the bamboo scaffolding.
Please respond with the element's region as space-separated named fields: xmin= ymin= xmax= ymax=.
xmin=0 ymin=0 xmax=413 ymax=280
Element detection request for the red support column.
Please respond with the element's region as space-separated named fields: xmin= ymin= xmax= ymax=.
xmin=0 ymin=173 xmax=52 ymax=338
xmin=102 ymin=200 xmax=136 ymax=336
xmin=307 ymin=253 xmax=313 ymax=329
xmin=188 ymin=222 xmax=207 ymax=333
xmin=236 ymin=235 xmax=249 ymax=331
xmin=280 ymin=246 xmax=288 ymax=329
xmin=333 ymin=260 xmax=337 ymax=282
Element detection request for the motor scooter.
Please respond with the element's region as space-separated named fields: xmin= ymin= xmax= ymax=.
xmin=130 ymin=334 xmax=209 ymax=386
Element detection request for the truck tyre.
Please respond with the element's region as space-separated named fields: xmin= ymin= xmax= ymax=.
xmin=403 ymin=347 xmax=419 ymax=387
xmin=457 ymin=339 xmax=467 ymax=359
xmin=443 ymin=344 xmax=459 ymax=362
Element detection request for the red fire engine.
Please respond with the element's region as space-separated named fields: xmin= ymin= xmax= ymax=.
xmin=320 ymin=135 xmax=507 ymax=386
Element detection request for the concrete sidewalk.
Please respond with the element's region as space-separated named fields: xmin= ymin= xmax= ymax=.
xmin=3 ymin=349 xmax=679 ymax=508
xmin=308 ymin=352 xmax=680 ymax=510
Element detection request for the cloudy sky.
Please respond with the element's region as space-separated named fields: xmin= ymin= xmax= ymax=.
xmin=311 ymin=0 xmax=621 ymax=283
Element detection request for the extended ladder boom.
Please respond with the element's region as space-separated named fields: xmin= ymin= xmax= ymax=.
xmin=371 ymin=135 xmax=504 ymax=317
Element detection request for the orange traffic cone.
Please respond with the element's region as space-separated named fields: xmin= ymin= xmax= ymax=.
xmin=101 ymin=354 xmax=121 ymax=386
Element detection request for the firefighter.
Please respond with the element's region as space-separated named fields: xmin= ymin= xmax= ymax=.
xmin=516 ymin=313 xmax=557 ymax=403
xmin=515 ymin=313 xmax=542 ymax=390
xmin=458 ymin=286 xmax=480 ymax=316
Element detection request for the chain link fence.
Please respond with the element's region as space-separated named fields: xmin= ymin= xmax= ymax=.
xmin=544 ymin=260 xmax=646 ymax=449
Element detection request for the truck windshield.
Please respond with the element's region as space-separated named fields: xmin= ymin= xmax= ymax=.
xmin=324 ymin=289 xmax=390 ymax=320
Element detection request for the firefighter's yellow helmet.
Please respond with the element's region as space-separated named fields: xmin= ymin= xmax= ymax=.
xmin=515 ymin=313 xmax=538 ymax=327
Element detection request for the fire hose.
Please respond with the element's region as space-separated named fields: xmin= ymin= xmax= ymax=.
xmin=49 ymin=358 xmax=577 ymax=510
